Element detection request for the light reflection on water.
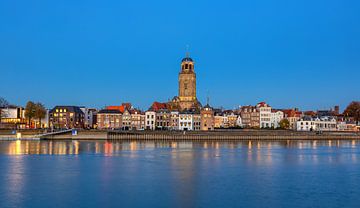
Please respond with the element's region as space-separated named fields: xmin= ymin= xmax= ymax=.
xmin=1 ymin=140 xmax=360 ymax=156
xmin=1 ymin=140 xmax=360 ymax=208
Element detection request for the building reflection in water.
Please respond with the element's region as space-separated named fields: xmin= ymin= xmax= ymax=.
xmin=1 ymin=140 xmax=359 ymax=166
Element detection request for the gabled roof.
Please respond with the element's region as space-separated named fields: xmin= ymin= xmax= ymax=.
xmin=149 ymin=102 xmax=169 ymax=111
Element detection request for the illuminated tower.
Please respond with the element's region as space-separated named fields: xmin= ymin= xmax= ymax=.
xmin=178 ymin=54 xmax=197 ymax=109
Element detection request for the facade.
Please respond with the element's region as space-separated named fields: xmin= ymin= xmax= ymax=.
xmin=0 ymin=106 xmax=26 ymax=129
xmin=224 ymin=111 xmax=239 ymax=128
xmin=49 ymin=106 xmax=85 ymax=129
xmin=80 ymin=107 xmax=97 ymax=129
xmin=178 ymin=111 xmax=198 ymax=131
xmin=257 ymin=102 xmax=272 ymax=128
xmin=214 ymin=115 xmax=228 ymax=128
xmin=282 ymin=109 xmax=302 ymax=130
xmin=240 ymin=106 xmax=260 ymax=128
xmin=122 ymin=109 xmax=132 ymax=130
xmin=156 ymin=109 xmax=171 ymax=130
xmin=130 ymin=109 xmax=143 ymax=130
xmin=193 ymin=114 xmax=201 ymax=131
xmin=200 ymin=104 xmax=214 ymax=131
xmin=145 ymin=111 xmax=156 ymax=130
xmin=170 ymin=111 xmax=179 ymax=130
xmin=296 ymin=116 xmax=337 ymax=131
xmin=97 ymin=109 xmax=122 ymax=129
xmin=270 ymin=110 xmax=284 ymax=128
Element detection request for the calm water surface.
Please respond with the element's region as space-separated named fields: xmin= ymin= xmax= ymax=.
xmin=0 ymin=140 xmax=359 ymax=208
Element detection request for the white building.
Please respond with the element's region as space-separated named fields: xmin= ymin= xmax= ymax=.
xmin=296 ymin=116 xmax=337 ymax=131
xmin=145 ymin=111 xmax=156 ymax=130
xmin=270 ymin=110 xmax=284 ymax=128
xmin=257 ymin=102 xmax=272 ymax=128
xmin=178 ymin=111 xmax=200 ymax=131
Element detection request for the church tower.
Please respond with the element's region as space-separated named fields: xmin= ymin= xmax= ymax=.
xmin=179 ymin=54 xmax=196 ymax=103
xmin=169 ymin=52 xmax=201 ymax=111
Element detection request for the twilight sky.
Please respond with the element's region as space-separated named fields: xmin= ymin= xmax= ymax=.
xmin=0 ymin=0 xmax=359 ymax=111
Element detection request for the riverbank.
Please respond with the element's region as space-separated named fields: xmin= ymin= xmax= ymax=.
xmin=1 ymin=129 xmax=360 ymax=141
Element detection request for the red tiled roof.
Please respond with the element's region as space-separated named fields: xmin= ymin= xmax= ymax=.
xmin=257 ymin=102 xmax=270 ymax=108
xmin=106 ymin=103 xmax=132 ymax=113
xmin=150 ymin=102 xmax=169 ymax=111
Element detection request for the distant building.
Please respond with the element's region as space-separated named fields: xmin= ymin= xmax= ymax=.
xmin=49 ymin=106 xmax=85 ymax=129
xmin=201 ymin=104 xmax=214 ymax=131
xmin=122 ymin=109 xmax=132 ymax=130
xmin=130 ymin=109 xmax=143 ymax=130
xmin=257 ymin=102 xmax=272 ymax=128
xmin=170 ymin=111 xmax=179 ymax=131
xmin=97 ymin=109 xmax=122 ymax=129
xmin=317 ymin=106 xmax=340 ymax=117
xmin=179 ymin=110 xmax=200 ymax=131
xmin=156 ymin=109 xmax=171 ymax=130
xmin=270 ymin=110 xmax=284 ymax=129
xmin=80 ymin=107 xmax=97 ymax=129
xmin=224 ymin=110 xmax=238 ymax=128
xmin=240 ymin=106 xmax=259 ymax=128
xmin=0 ymin=105 xmax=26 ymax=129
xmin=145 ymin=111 xmax=156 ymax=130
xmin=296 ymin=116 xmax=337 ymax=131
xmin=281 ymin=109 xmax=302 ymax=130
xmin=214 ymin=115 xmax=228 ymax=128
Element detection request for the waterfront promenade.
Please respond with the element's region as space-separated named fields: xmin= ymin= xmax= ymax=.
xmin=1 ymin=129 xmax=360 ymax=141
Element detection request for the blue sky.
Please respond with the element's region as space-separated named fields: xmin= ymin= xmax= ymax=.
xmin=0 ymin=0 xmax=359 ymax=111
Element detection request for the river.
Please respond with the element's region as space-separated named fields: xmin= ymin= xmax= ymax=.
xmin=0 ymin=140 xmax=359 ymax=208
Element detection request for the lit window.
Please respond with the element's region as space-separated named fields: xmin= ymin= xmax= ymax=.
xmin=64 ymin=109 xmax=67 ymax=112
xmin=56 ymin=109 xmax=59 ymax=112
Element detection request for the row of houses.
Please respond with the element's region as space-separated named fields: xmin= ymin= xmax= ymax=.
xmin=1 ymin=102 xmax=359 ymax=132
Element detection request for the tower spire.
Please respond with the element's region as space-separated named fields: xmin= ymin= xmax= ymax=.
xmin=186 ymin=44 xmax=190 ymax=58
